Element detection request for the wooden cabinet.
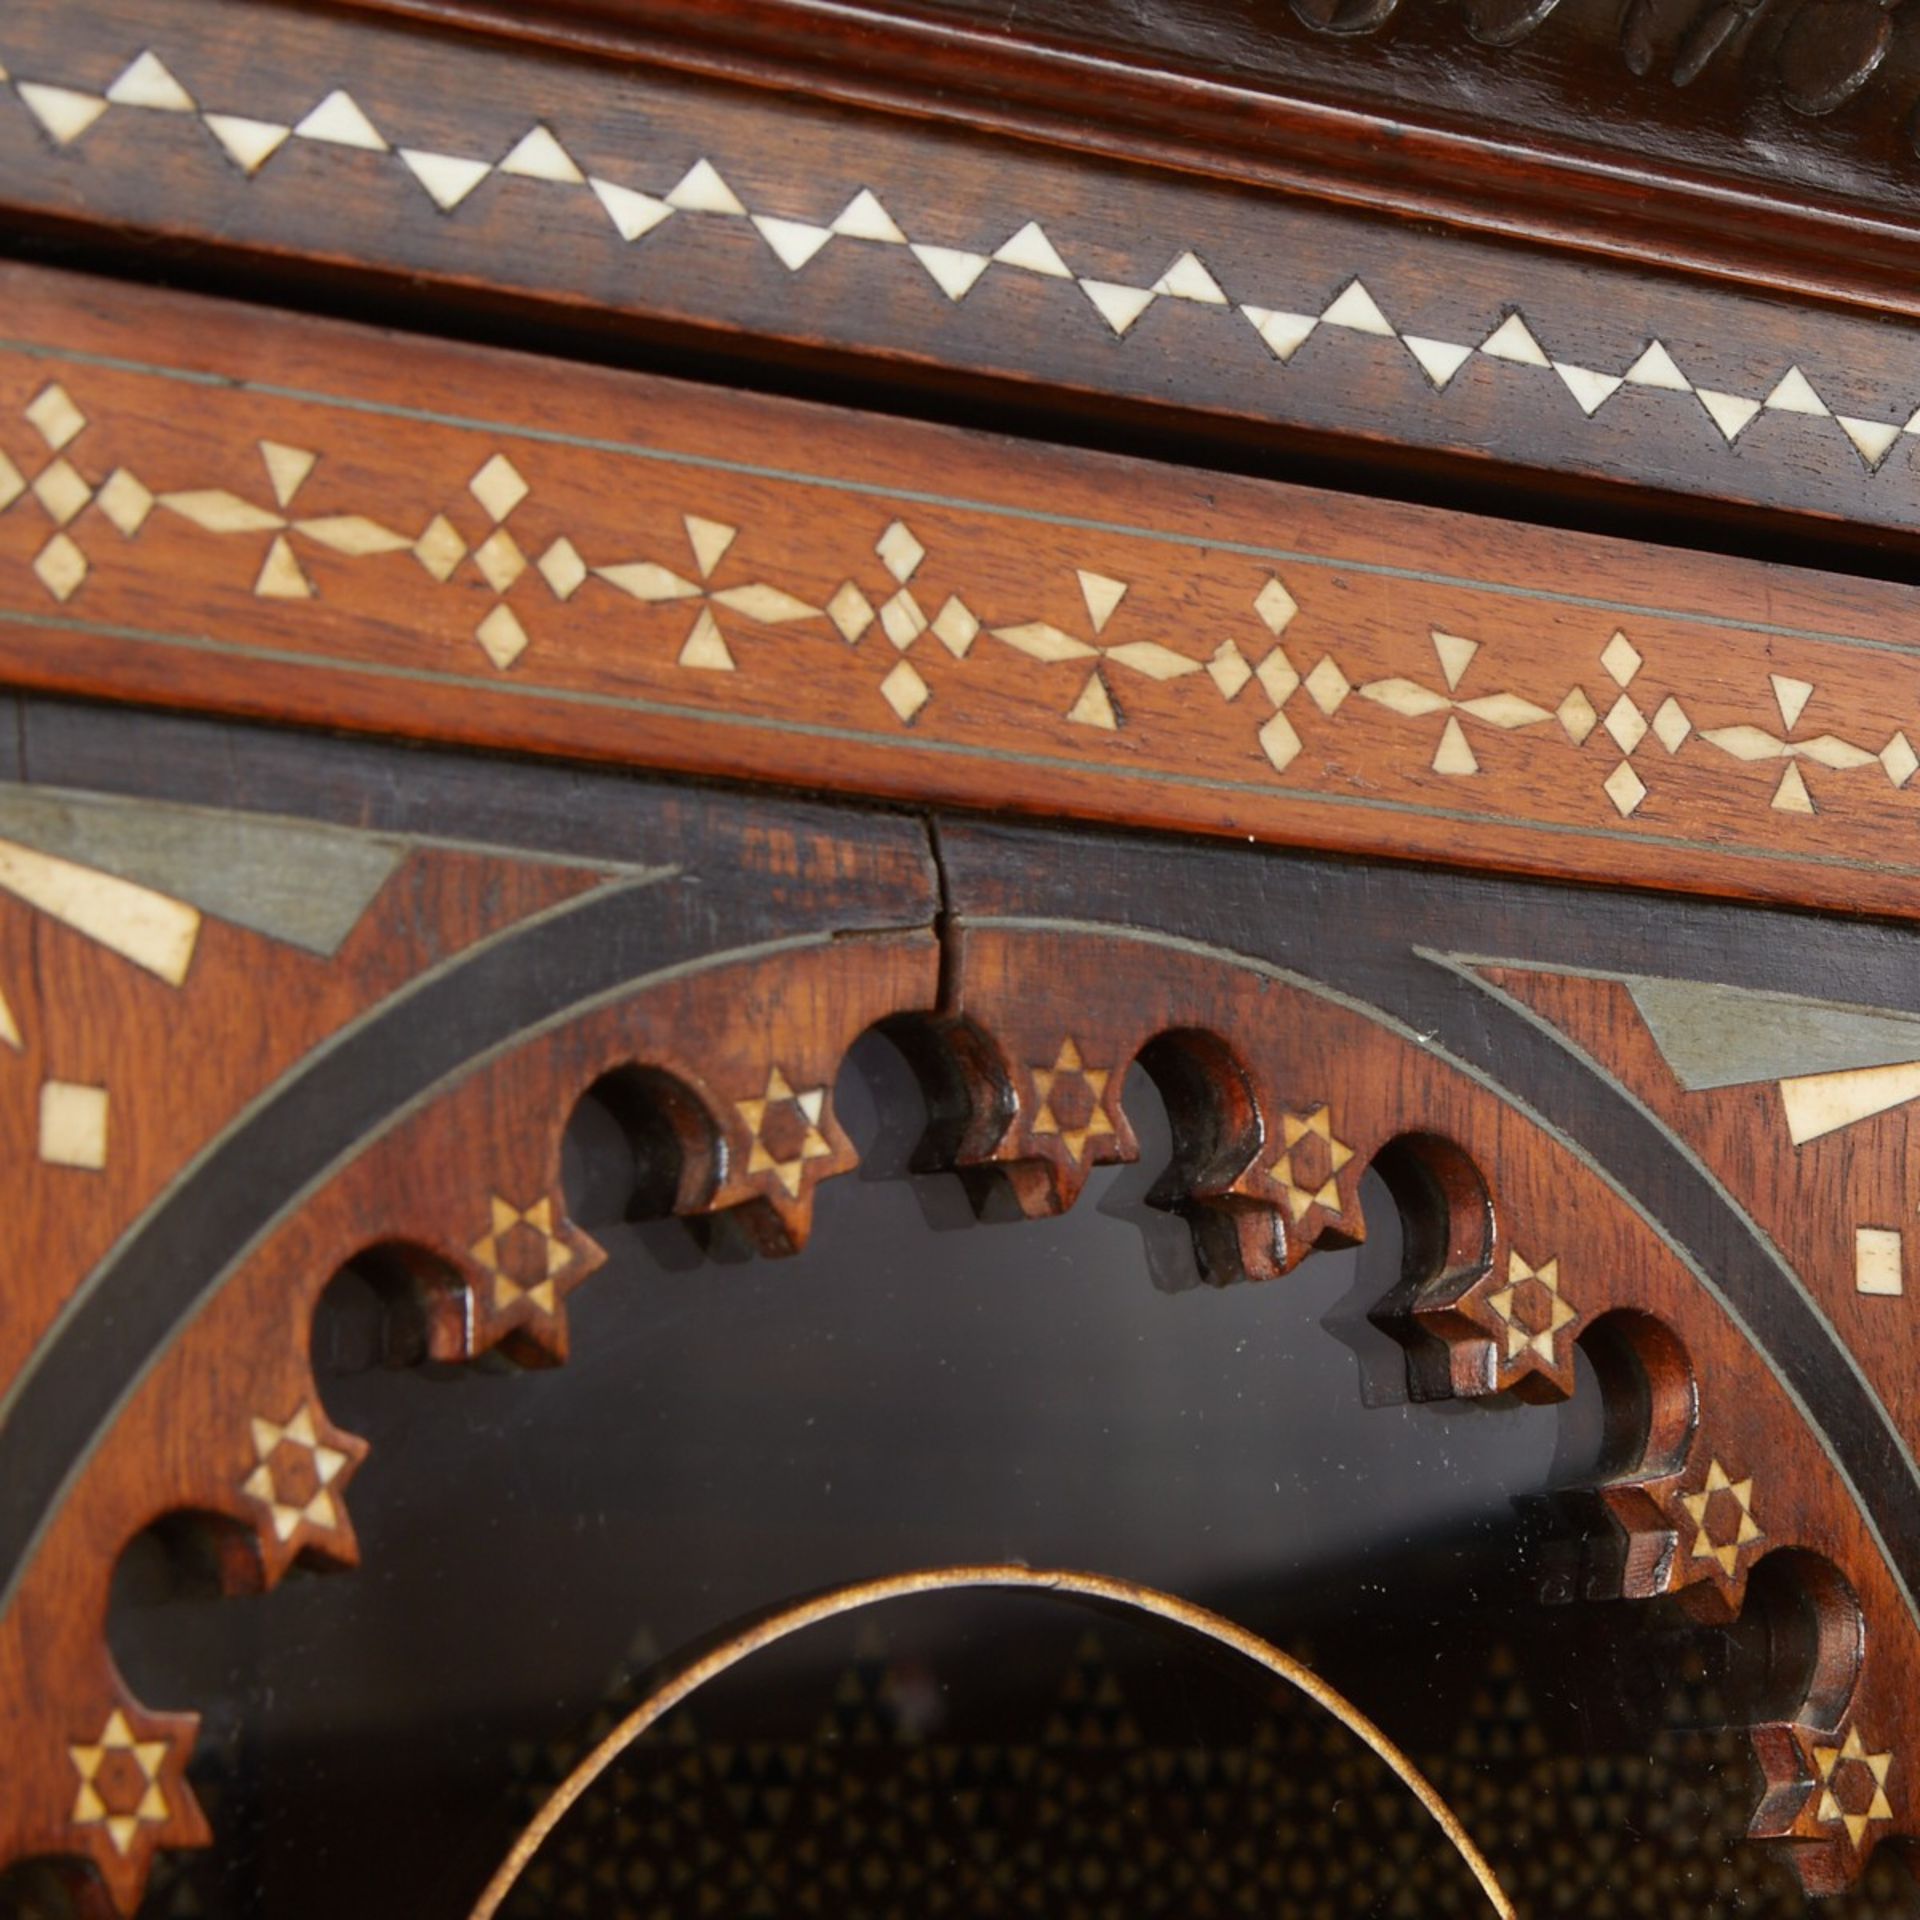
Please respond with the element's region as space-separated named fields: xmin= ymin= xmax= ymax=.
xmin=4 ymin=2 xmax=1920 ymax=1912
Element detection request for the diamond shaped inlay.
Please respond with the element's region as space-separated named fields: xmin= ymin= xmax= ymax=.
xmin=881 ymin=658 xmax=929 ymax=722
xmin=1603 ymin=694 xmax=1648 ymax=756
xmin=827 ymin=581 xmax=876 ymax=643
xmin=468 ymin=453 xmax=529 ymax=521
xmin=1600 ymin=631 xmax=1643 ymax=687
xmin=1303 ymin=655 xmax=1351 ymax=715
xmin=32 ymin=533 xmax=88 ymax=603
xmin=1651 ymin=696 xmax=1692 ymax=753
xmin=875 ymin=519 xmax=925 ymax=584
xmin=1603 ymin=760 xmax=1648 ymax=817
xmin=25 ymin=382 xmax=86 ymax=451
xmin=31 ymin=458 xmax=92 ymax=526
xmin=1254 ymin=576 xmax=1299 ymax=637
xmin=1557 ymin=687 xmax=1598 ymax=744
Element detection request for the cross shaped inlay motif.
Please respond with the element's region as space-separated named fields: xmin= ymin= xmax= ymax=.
xmin=1357 ymin=629 xmax=1552 ymax=777
xmin=595 ymin=511 xmax=821 ymax=675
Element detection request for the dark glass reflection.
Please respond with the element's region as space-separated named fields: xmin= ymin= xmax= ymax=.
xmin=72 ymin=1033 xmax=1916 ymax=1917
xmin=498 ymin=1584 xmax=1507 ymax=1918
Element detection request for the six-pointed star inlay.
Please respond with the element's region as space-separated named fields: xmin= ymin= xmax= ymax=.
xmin=69 ymin=1708 xmax=172 ymax=1859
xmin=736 ymin=1065 xmax=832 ymax=1197
xmin=1682 ymin=1458 xmax=1763 ymax=1578
xmin=1815 ymin=1727 xmax=1896 ymax=1848
xmin=1029 ymin=1037 xmax=1117 ymax=1164
xmin=1485 ymin=1250 xmax=1578 ymax=1365
xmin=469 ymin=1193 xmax=576 ymax=1314
xmin=1270 ymin=1104 xmax=1355 ymax=1223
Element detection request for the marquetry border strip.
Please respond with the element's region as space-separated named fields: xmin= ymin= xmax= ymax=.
xmin=4 ymin=47 xmax=1919 ymax=480
xmin=5 ymin=362 xmax=1917 ymax=866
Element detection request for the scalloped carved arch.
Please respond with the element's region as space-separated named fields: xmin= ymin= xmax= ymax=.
xmin=0 ymin=903 xmax=1912 ymax=1909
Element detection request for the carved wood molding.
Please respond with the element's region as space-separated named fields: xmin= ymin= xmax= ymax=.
xmin=0 ymin=768 xmax=1914 ymax=1906
xmin=1292 ymin=0 xmax=1897 ymax=115
xmin=330 ymin=0 xmax=1920 ymax=315
xmin=16 ymin=7 xmax=1920 ymax=555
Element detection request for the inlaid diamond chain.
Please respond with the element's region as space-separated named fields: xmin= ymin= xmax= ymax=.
xmin=3 ymin=379 xmax=1911 ymax=825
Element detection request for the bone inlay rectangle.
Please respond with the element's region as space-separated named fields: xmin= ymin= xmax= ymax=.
xmin=7 ymin=264 xmax=1920 ymax=920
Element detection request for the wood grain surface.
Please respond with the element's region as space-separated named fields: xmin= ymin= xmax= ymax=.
xmin=343 ymin=0 xmax=1920 ymax=316
xmin=15 ymin=3 xmax=1920 ymax=1906
xmin=7 ymin=265 xmax=1920 ymax=921
xmin=2 ymin=733 xmax=1917 ymax=1905
xmin=14 ymin=4 xmax=1920 ymax=555
xmin=0 ymin=728 xmax=940 ymax=1912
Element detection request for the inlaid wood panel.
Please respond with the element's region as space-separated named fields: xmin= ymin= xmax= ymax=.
xmin=1456 ymin=965 xmax=1920 ymax=1506
xmin=0 ymin=719 xmax=1917 ymax=1906
xmin=13 ymin=4 xmax=1920 ymax=552
xmin=0 ymin=729 xmax=939 ymax=1911
xmin=0 ymin=787 xmax=610 ymax=1392
xmin=0 ymin=933 xmax=937 ymax=1906
xmin=10 ymin=266 xmax=1920 ymax=922
xmin=351 ymin=0 xmax=1920 ymax=311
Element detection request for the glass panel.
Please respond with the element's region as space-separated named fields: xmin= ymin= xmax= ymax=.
xmin=79 ymin=1033 xmax=1915 ymax=1917
xmin=492 ymin=1582 xmax=1508 ymax=1919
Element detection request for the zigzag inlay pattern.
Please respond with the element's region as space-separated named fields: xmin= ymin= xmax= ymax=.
xmin=1 ymin=46 xmax=1916 ymax=479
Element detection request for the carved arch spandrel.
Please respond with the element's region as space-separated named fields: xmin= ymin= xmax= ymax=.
xmin=926 ymin=920 xmax=1920 ymax=1895
xmin=0 ymin=807 xmax=615 ymax=1394
xmin=0 ymin=911 xmax=1912 ymax=1907
xmin=0 ymin=931 xmax=935 ymax=1911
xmin=1466 ymin=961 xmax=1920 ymax=1468
xmin=0 ymin=758 xmax=942 ymax=1913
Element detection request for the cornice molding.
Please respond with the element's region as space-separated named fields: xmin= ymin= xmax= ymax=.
xmin=332 ymin=0 xmax=1920 ymax=316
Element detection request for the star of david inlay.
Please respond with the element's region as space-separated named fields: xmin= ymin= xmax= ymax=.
xmin=240 ymin=1401 xmax=352 ymax=1546
xmin=1269 ymin=1105 xmax=1355 ymax=1223
xmin=736 ymin=1066 xmax=832 ymax=1198
xmin=69 ymin=1709 xmax=172 ymax=1858
xmin=469 ymin=1194 xmax=577 ymax=1314
xmin=1681 ymin=1458 xmax=1763 ymax=1578
xmin=1814 ymin=1727 xmax=1896 ymax=1848
xmin=1029 ymin=1037 xmax=1118 ymax=1165
xmin=1485 ymin=1251 xmax=1578 ymax=1365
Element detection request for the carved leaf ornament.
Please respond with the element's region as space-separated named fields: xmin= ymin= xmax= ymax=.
xmin=1286 ymin=0 xmax=1899 ymax=120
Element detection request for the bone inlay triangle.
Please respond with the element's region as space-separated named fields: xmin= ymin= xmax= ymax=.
xmin=1779 ymin=1061 xmax=1920 ymax=1146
